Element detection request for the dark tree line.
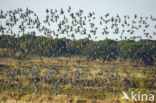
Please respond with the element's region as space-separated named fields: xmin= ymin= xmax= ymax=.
xmin=0 ymin=35 xmax=155 ymax=65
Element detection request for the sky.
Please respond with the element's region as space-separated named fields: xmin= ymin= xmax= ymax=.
xmin=0 ymin=0 xmax=156 ymax=16
xmin=0 ymin=0 xmax=156 ymax=40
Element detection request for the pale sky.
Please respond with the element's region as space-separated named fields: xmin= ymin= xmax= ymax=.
xmin=0 ymin=0 xmax=156 ymax=40
xmin=0 ymin=0 xmax=156 ymax=16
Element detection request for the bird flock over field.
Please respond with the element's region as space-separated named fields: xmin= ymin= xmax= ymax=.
xmin=0 ymin=7 xmax=156 ymax=40
xmin=0 ymin=67 xmax=155 ymax=94
xmin=0 ymin=7 xmax=156 ymax=102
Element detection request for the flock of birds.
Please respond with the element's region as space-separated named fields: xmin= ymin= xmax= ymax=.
xmin=0 ymin=67 xmax=155 ymax=94
xmin=0 ymin=7 xmax=156 ymax=40
xmin=0 ymin=7 xmax=156 ymax=99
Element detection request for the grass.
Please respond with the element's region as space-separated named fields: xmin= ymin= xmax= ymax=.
xmin=0 ymin=57 xmax=155 ymax=103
